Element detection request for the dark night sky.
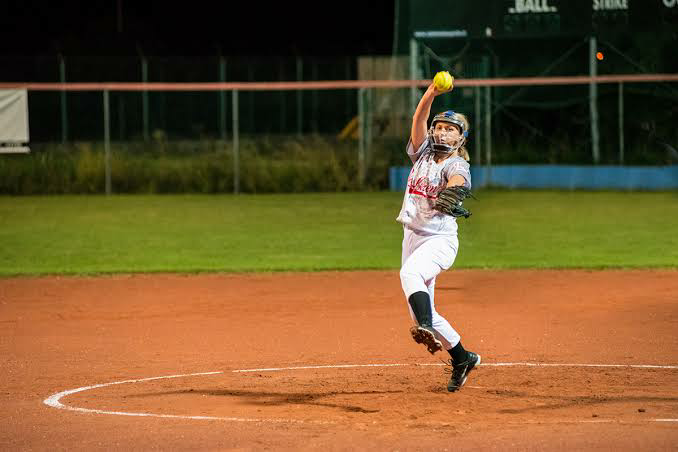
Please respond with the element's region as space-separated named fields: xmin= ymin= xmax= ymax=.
xmin=1 ymin=1 xmax=396 ymax=57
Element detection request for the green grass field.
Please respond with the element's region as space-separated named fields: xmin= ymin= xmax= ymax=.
xmin=1 ymin=191 xmax=677 ymax=275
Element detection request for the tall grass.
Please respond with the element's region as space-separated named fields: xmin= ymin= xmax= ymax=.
xmin=0 ymin=136 xmax=406 ymax=195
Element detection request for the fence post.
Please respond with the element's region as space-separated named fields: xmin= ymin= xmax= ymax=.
xmin=311 ymin=61 xmax=318 ymax=134
xmin=618 ymin=81 xmax=624 ymax=165
xmin=484 ymin=85 xmax=492 ymax=186
xmin=279 ymin=59 xmax=286 ymax=133
xmin=367 ymin=88 xmax=373 ymax=169
xmin=232 ymin=89 xmax=240 ymax=194
xmin=589 ymin=36 xmax=600 ymax=164
xmin=141 ymin=56 xmax=149 ymax=142
xmin=59 ymin=54 xmax=68 ymax=144
xmin=345 ymin=56 xmax=352 ymax=121
xmin=358 ymin=88 xmax=365 ymax=187
xmin=409 ymin=38 xmax=419 ymax=115
xmin=474 ymin=86 xmax=482 ymax=165
xmin=103 ymin=90 xmax=111 ymax=195
xmin=219 ymin=57 xmax=227 ymax=141
xmin=296 ymin=57 xmax=303 ymax=136
xmin=247 ymin=65 xmax=254 ymax=135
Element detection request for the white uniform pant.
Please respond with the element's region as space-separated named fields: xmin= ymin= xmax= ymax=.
xmin=400 ymin=226 xmax=461 ymax=350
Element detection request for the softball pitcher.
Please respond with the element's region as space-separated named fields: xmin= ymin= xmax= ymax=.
xmin=397 ymin=80 xmax=480 ymax=392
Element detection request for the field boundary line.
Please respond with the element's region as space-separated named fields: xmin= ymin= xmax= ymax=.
xmin=44 ymin=362 xmax=678 ymax=425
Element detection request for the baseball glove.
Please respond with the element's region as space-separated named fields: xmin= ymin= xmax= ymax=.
xmin=433 ymin=186 xmax=475 ymax=218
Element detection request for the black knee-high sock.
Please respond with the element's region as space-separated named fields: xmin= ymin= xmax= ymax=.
xmin=448 ymin=341 xmax=469 ymax=363
xmin=408 ymin=291 xmax=432 ymax=328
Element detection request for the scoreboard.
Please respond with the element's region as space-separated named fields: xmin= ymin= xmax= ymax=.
xmin=408 ymin=0 xmax=678 ymax=40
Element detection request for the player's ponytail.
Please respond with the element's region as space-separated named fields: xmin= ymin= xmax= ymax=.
xmin=455 ymin=113 xmax=471 ymax=162
xmin=458 ymin=146 xmax=470 ymax=162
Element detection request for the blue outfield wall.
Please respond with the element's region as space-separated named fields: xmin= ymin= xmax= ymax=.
xmin=389 ymin=165 xmax=678 ymax=191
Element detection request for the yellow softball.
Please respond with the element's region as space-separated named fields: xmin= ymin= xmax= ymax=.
xmin=433 ymin=71 xmax=453 ymax=91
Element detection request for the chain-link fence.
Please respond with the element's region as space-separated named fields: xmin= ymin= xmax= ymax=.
xmin=1 ymin=56 xmax=359 ymax=141
xmin=1 ymin=50 xmax=677 ymax=194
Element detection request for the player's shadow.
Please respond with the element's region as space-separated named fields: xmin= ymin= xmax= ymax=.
xmin=486 ymin=390 xmax=678 ymax=414
xmin=129 ymin=389 xmax=403 ymax=414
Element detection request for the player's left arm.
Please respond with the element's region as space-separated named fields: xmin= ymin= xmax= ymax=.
xmin=445 ymin=159 xmax=471 ymax=188
xmin=434 ymin=162 xmax=473 ymax=218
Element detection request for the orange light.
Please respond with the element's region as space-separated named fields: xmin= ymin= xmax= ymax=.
xmin=596 ymin=52 xmax=604 ymax=61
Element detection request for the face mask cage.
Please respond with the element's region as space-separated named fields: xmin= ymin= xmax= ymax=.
xmin=428 ymin=122 xmax=467 ymax=153
xmin=428 ymin=111 xmax=469 ymax=154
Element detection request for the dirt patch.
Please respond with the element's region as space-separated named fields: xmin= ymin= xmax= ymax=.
xmin=1 ymin=270 xmax=677 ymax=450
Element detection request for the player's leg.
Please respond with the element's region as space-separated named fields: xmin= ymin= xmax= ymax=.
xmin=400 ymin=230 xmax=481 ymax=390
xmin=427 ymin=277 xmax=461 ymax=350
xmin=429 ymin=279 xmax=482 ymax=391
xmin=420 ymin=256 xmax=481 ymax=392
xmin=401 ymin=229 xmax=442 ymax=353
xmin=400 ymin=233 xmax=457 ymax=353
xmin=427 ymin=277 xmax=435 ymax=305
xmin=420 ymin=253 xmax=481 ymax=391
xmin=401 ymin=230 xmax=446 ymax=326
xmin=401 ymin=227 xmax=439 ymax=348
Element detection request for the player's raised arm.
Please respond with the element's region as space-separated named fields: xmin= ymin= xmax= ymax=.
xmin=411 ymin=77 xmax=454 ymax=151
xmin=410 ymin=84 xmax=436 ymax=151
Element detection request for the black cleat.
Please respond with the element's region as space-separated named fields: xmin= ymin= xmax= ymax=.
xmin=446 ymin=351 xmax=481 ymax=392
xmin=410 ymin=325 xmax=443 ymax=355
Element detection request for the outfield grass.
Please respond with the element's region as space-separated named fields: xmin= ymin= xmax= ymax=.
xmin=1 ymin=191 xmax=677 ymax=275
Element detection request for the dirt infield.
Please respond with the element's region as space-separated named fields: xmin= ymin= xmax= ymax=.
xmin=1 ymin=269 xmax=677 ymax=450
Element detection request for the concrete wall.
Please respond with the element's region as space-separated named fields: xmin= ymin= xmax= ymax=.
xmin=389 ymin=165 xmax=678 ymax=191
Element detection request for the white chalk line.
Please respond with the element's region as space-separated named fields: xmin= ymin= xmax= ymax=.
xmin=430 ymin=362 xmax=678 ymax=369
xmin=232 ymin=363 xmax=411 ymax=373
xmin=232 ymin=361 xmax=678 ymax=373
xmin=43 ymin=370 xmax=335 ymax=425
xmin=44 ymin=362 xmax=678 ymax=425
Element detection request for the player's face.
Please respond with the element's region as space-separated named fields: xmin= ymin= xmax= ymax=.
xmin=434 ymin=123 xmax=462 ymax=146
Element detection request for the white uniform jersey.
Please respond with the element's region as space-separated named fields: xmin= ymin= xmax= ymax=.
xmin=396 ymin=137 xmax=472 ymax=235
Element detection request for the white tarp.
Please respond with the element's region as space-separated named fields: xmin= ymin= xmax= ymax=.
xmin=0 ymin=89 xmax=30 ymax=143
